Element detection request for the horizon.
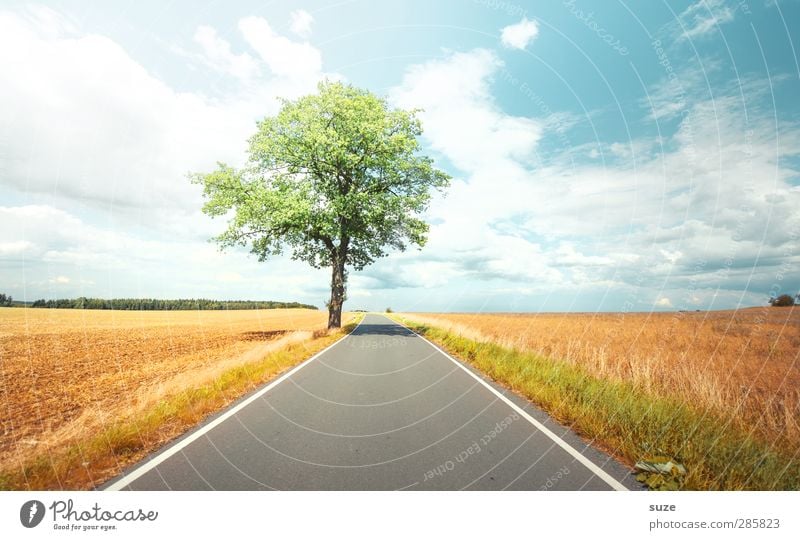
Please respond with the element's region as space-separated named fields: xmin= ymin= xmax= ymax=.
xmin=3 ymin=294 xmax=792 ymax=314
xmin=1 ymin=1 xmax=799 ymax=313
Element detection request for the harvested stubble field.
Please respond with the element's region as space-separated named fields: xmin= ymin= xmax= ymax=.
xmin=0 ymin=307 xmax=343 ymax=488
xmin=399 ymin=307 xmax=800 ymax=488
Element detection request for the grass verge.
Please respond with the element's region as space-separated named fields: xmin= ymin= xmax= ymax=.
xmin=396 ymin=317 xmax=800 ymax=490
xmin=0 ymin=317 xmax=362 ymax=491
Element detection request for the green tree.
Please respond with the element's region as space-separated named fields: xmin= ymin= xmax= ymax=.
xmin=193 ymin=81 xmax=450 ymax=328
xmin=769 ymin=293 xmax=796 ymax=307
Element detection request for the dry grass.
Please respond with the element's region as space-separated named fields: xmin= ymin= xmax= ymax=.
xmin=0 ymin=307 xmax=350 ymax=487
xmin=399 ymin=308 xmax=800 ymax=454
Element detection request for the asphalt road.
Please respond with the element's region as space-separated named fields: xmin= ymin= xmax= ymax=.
xmin=105 ymin=314 xmax=640 ymax=491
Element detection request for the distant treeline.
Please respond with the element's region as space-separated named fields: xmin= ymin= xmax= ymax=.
xmin=28 ymin=297 xmax=318 ymax=311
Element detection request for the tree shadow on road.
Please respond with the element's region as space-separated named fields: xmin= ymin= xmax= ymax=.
xmin=352 ymin=324 xmax=416 ymax=337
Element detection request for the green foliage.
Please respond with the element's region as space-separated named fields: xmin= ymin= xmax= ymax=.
xmin=0 ymin=293 xmax=12 ymax=307
xmin=385 ymin=307 xmax=393 ymax=313
xmin=28 ymin=298 xmax=316 ymax=310
xmin=769 ymin=293 xmax=796 ymax=307
xmin=192 ymin=81 xmax=450 ymax=327
xmin=194 ymin=81 xmax=449 ymax=269
xmin=635 ymin=458 xmax=687 ymax=490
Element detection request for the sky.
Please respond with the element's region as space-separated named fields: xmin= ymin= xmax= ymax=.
xmin=1 ymin=0 xmax=799 ymax=313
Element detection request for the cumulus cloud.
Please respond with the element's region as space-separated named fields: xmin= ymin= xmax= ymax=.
xmin=193 ymin=25 xmax=259 ymax=80
xmin=0 ymin=241 xmax=34 ymax=256
xmin=500 ymin=18 xmax=539 ymax=50
xmin=289 ymin=9 xmax=314 ymax=38
xmin=2 ymin=5 xmax=796 ymax=312
xmin=378 ymin=46 xmax=800 ymax=310
xmin=384 ymin=49 xmax=570 ymax=293
xmin=0 ymin=204 xmax=329 ymax=302
xmin=0 ymin=8 xmax=331 ymax=221
xmin=0 ymin=7 xmax=337 ymax=303
xmin=655 ymin=296 xmax=673 ymax=308
xmin=239 ymin=16 xmax=322 ymax=80
xmin=390 ymin=49 xmax=541 ymax=174
xmin=0 ymin=11 xmax=244 ymax=216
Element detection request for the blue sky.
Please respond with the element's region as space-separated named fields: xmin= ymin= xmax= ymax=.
xmin=1 ymin=0 xmax=799 ymax=312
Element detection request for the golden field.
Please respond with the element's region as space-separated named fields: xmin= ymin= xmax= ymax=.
xmin=0 ymin=307 xmax=340 ymax=482
xmin=400 ymin=308 xmax=800 ymax=452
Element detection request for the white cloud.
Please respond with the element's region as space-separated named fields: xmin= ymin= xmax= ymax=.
xmin=0 ymin=204 xmax=329 ymax=303
xmin=193 ymin=25 xmax=259 ymax=80
xmin=500 ymin=18 xmax=539 ymax=50
xmin=2 ymin=6 xmax=797 ymax=312
xmin=18 ymin=4 xmax=78 ymax=37
xmin=638 ymin=59 xmax=722 ymax=121
xmin=215 ymin=272 xmax=243 ymax=283
xmin=380 ymin=46 xmax=800 ymax=308
xmin=390 ymin=49 xmax=540 ymax=174
xmin=660 ymin=249 xmax=683 ymax=265
xmin=0 ymin=240 xmax=34 ymax=256
xmin=1 ymin=205 xmax=168 ymax=269
xmin=556 ymin=243 xmax=613 ymax=267
xmin=348 ymin=288 xmax=373 ymax=298
xmin=0 ymin=6 xmax=336 ymax=304
xmin=0 ymin=8 xmax=332 ymax=224
xmin=386 ymin=49 xmax=563 ymax=292
xmin=676 ymin=0 xmax=736 ymax=40
xmin=655 ymin=296 xmax=673 ymax=308
xmin=289 ymin=9 xmax=314 ymax=38
xmin=0 ymin=9 xmax=259 ymax=217
xmin=239 ymin=16 xmax=322 ymax=80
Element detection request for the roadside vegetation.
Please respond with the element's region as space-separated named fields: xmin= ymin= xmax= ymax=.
xmin=26 ymin=297 xmax=317 ymax=310
xmin=0 ymin=308 xmax=361 ymax=490
xmin=769 ymin=293 xmax=797 ymax=307
xmin=193 ymin=81 xmax=449 ymax=329
xmin=395 ymin=310 xmax=800 ymax=490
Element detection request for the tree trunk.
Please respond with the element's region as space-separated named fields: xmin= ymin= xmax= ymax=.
xmin=327 ymin=255 xmax=346 ymax=329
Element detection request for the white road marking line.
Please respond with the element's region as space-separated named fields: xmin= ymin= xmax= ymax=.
xmin=104 ymin=317 xmax=364 ymax=491
xmin=392 ymin=316 xmax=629 ymax=492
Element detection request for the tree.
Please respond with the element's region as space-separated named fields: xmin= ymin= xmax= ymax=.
xmin=27 ymin=297 xmax=317 ymax=310
xmin=193 ymin=81 xmax=450 ymax=328
xmin=769 ymin=294 xmax=796 ymax=307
